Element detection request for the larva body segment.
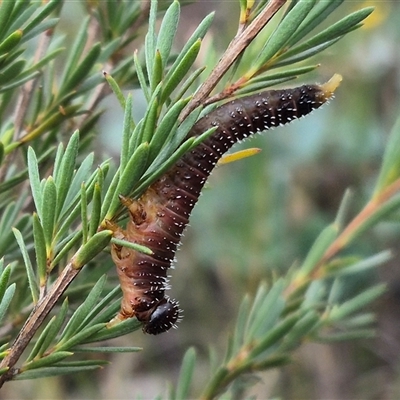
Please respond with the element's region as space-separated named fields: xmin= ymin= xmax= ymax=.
xmin=110 ymin=75 xmax=341 ymax=334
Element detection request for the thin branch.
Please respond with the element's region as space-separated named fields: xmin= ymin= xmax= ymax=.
xmin=179 ymin=0 xmax=287 ymax=122
xmin=0 ymin=263 xmax=80 ymax=387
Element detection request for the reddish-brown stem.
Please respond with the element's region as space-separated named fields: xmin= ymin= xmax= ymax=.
xmin=286 ymin=178 xmax=400 ymax=296
xmin=0 ymin=264 xmax=80 ymax=387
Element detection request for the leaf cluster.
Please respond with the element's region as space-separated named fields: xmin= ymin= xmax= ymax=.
xmin=0 ymin=1 xmax=394 ymax=398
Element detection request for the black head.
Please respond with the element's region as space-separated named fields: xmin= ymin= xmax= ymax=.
xmin=143 ymin=298 xmax=181 ymax=335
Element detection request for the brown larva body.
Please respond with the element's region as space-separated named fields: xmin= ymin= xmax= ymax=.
xmin=110 ymin=76 xmax=341 ymax=334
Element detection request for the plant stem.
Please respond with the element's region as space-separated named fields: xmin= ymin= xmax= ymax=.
xmin=0 ymin=263 xmax=80 ymax=387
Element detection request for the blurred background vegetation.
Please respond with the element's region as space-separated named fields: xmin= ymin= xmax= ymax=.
xmin=2 ymin=1 xmax=400 ymax=399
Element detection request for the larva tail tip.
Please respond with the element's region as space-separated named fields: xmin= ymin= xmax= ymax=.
xmin=320 ymin=73 xmax=342 ymax=98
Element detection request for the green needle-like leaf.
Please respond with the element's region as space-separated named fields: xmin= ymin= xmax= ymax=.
xmin=41 ymin=177 xmax=57 ymax=252
xmin=298 ymin=223 xmax=339 ymax=276
xmin=13 ymin=228 xmax=39 ymax=303
xmin=22 ymin=352 xmax=73 ymax=371
xmin=374 ymin=111 xmax=400 ymax=195
xmin=175 ymin=348 xmax=196 ymax=400
xmin=27 ymin=147 xmax=43 ymax=220
xmin=32 ymin=213 xmax=47 ymax=284
xmin=55 ymin=131 xmax=79 ymax=218
xmin=249 ymin=0 xmax=316 ymax=74
xmin=329 ymin=284 xmax=386 ymax=322
xmin=157 ymin=0 xmax=180 ymax=69
xmin=106 ymin=142 xmax=150 ymax=218
xmin=58 ymin=276 xmax=106 ymax=343
xmin=0 ymin=30 xmax=22 ymax=56
xmin=161 ymin=39 xmax=201 ymax=103
xmin=0 ymin=261 xmax=11 ymax=301
xmin=0 ymin=283 xmax=15 ymax=324
xmin=71 ymin=230 xmax=112 ymax=269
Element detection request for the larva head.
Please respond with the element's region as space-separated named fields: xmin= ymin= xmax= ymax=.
xmin=143 ymin=298 xmax=181 ymax=335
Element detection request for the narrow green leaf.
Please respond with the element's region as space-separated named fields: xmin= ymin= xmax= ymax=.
xmin=330 ymin=284 xmax=386 ymax=322
xmin=72 ymin=230 xmax=112 ymax=270
xmin=106 ymin=142 xmax=150 ymax=219
xmin=252 ymin=354 xmax=291 ymax=370
xmin=0 ymin=1 xmax=16 ymax=39
xmin=32 ymin=213 xmax=47 ymax=285
xmin=157 ymin=0 xmax=180 ymax=68
xmin=338 ymin=313 xmax=376 ymax=329
xmin=248 ymin=64 xmax=318 ymax=85
xmin=279 ymin=310 xmax=320 ymax=351
xmin=22 ymin=18 xmax=60 ymax=43
xmin=89 ymin=183 xmax=102 ymax=238
xmin=13 ymin=228 xmax=39 ymax=303
xmin=51 ymin=233 xmax=82 ymax=269
xmin=0 ymin=261 xmax=10 ymax=301
xmin=123 ymin=141 xmax=151 ymax=187
xmin=148 ymin=97 xmax=190 ymax=161
xmin=41 ymin=177 xmax=57 ymax=252
xmin=22 ymin=352 xmax=73 ymax=371
xmin=150 ymin=49 xmax=163 ymax=92
xmin=27 ymin=147 xmax=43 ymax=220
xmin=21 ymin=0 xmax=62 ymax=38
xmin=84 ymin=317 xmax=141 ymax=343
xmin=287 ymin=0 xmax=345 ymax=46
xmin=273 ymin=38 xmax=341 ymax=69
xmin=161 ymin=39 xmax=201 ymax=103
xmin=101 ymin=169 xmax=120 ymax=221
xmin=120 ymin=94 xmax=133 ymax=171
xmin=104 ymin=71 xmax=126 ymax=109
xmin=80 ymin=286 xmax=122 ymax=326
xmin=59 ymin=42 xmax=101 ymax=98
xmin=327 ymin=250 xmax=392 ymax=277
xmin=172 ymin=66 xmax=206 ymax=102
xmin=0 ymin=30 xmax=22 ymax=55
xmin=232 ymin=294 xmax=251 ymax=353
xmin=73 ymin=346 xmax=141 ymax=353
xmin=81 ymin=183 xmax=88 ymax=244
xmin=134 ymin=137 xmax=197 ymax=197
xmin=55 ymin=131 xmax=79 ymax=218
xmin=175 ymin=348 xmax=196 ymax=400
xmin=172 ymin=12 xmax=213 ymax=68
xmin=15 ymin=365 xmax=101 ymax=380
xmin=56 ymin=324 xmax=105 ymax=352
xmin=298 ymin=223 xmax=339 ymax=276
xmin=250 ymin=313 xmax=300 ymax=359
xmin=59 ymin=16 xmax=90 ymax=84
xmin=316 ymin=329 xmax=376 ymax=343
xmin=139 ymin=92 xmax=159 ymax=144
xmin=374 ymin=111 xmax=400 ymax=195
xmin=134 ymin=51 xmax=150 ymax=102
xmin=0 ymin=141 xmax=3 ymax=166
xmin=111 ymin=238 xmax=153 ymax=255
xmin=61 ymin=152 xmax=95 ymax=218
xmin=250 ymin=0 xmax=316 ymax=73
xmin=280 ymin=8 xmax=374 ymax=62
xmin=19 ymin=104 xmax=81 ymax=144
xmin=145 ymin=0 xmax=157 ymax=85
xmin=0 ymin=284 xmax=15 ymax=324
xmin=0 ymin=60 xmax=25 ymax=85
xmin=58 ymin=276 xmax=106 ymax=343
xmin=247 ymin=280 xmax=286 ymax=339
